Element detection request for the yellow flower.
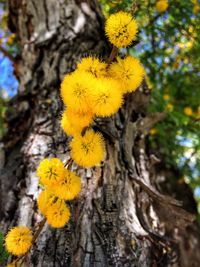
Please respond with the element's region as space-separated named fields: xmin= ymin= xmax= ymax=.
xmin=163 ymin=94 xmax=170 ymax=101
xmin=77 ymin=57 xmax=107 ymax=78
xmin=92 ymin=78 xmax=123 ymax=117
xmin=183 ymin=107 xmax=193 ymax=116
xmin=166 ymin=103 xmax=174 ymax=111
xmin=70 ymin=129 xmax=105 ymax=168
xmin=60 ymin=110 xmax=82 ymax=136
xmin=7 ymin=34 xmax=15 ymax=45
xmin=149 ymin=128 xmax=157 ymax=135
xmin=105 ymin=11 xmax=138 ymax=48
xmin=109 ymin=56 xmax=145 ymax=93
xmin=60 ymin=108 xmax=93 ymax=136
xmin=36 ymin=158 xmax=65 ymax=187
xmin=60 ymin=71 xmax=95 ymax=113
xmin=37 ymin=190 xmax=57 ymax=216
xmin=156 ymin=0 xmax=168 ymax=13
xmin=49 ymin=169 xmax=81 ymax=200
xmin=5 ymin=226 xmax=33 ymax=256
xmin=46 ymin=200 xmax=70 ymax=228
xmin=193 ymin=4 xmax=200 ymax=14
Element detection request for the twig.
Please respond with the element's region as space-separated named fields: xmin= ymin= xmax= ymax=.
xmin=107 ymin=46 xmax=118 ymax=65
xmin=0 ymin=45 xmax=15 ymax=64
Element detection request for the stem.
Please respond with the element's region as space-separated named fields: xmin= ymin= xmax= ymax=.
xmin=107 ymin=46 xmax=118 ymax=65
xmin=0 ymin=45 xmax=15 ymax=64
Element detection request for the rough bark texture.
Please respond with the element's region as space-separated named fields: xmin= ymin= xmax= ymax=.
xmin=0 ymin=0 xmax=200 ymax=267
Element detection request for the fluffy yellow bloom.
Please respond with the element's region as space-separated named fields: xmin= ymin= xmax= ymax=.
xmin=77 ymin=57 xmax=107 ymax=78
xmin=49 ymin=169 xmax=81 ymax=200
xmin=5 ymin=226 xmax=33 ymax=256
xmin=70 ymin=129 xmax=105 ymax=168
xmin=149 ymin=128 xmax=157 ymax=135
xmin=156 ymin=0 xmax=168 ymax=13
xmin=92 ymin=78 xmax=123 ymax=117
xmin=60 ymin=110 xmax=81 ymax=136
xmin=163 ymin=94 xmax=170 ymax=101
xmin=193 ymin=4 xmax=200 ymax=14
xmin=184 ymin=107 xmax=193 ymax=116
xmin=60 ymin=71 xmax=95 ymax=113
xmin=166 ymin=103 xmax=174 ymax=111
xmin=105 ymin=11 xmax=138 ymax=48
xmin=61 ymin=108 xmax=93 ymax=136
xmin=46 ymin=201 xmax=70 ymax=228
xmin=109 ymin=56 xmax=145 ymax=93
xmin=36 ymin=158 xmax=65 ymax=187
xmin=37 ymin=190 xmax=57 ymax=216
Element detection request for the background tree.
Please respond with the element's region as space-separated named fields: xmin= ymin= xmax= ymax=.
xmin=0 ymin=0 xmax=200 ymax=266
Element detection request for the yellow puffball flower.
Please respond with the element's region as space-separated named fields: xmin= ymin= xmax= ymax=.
xmin=183 ymin=107 xmax=193 ymax=116
xmin=193 ymin=4 xmax=200 ymax=14
xmin=156 ymin=0 xmax=168 ymax=13
xmin=5 ymin=226 xmax=33 ymax=256
xmin=163 ymin=94 xmax=170 ymax=101
xmin=166 ymin=103 xmax=174 ymax=111
xmin=60 ymin=71 xmax=95 ymax=113
xmin=149 ymin=128 xmax=157 ymax=135
xmin=109 ymin=56 xmax=145 ymax=94
xmin=92 ymin=78 xmax=123 ymax=117
xmin=37 ymin=190 xmax=57 ymax=216
xmin=49 ymin=169 xmax=81 ymax=200
xmin=105 ymin=11 xmax=138 ymax=48
xmin=77 ymin=57 xmax=107 ymax=78
xmin=36 ymin=158 xmax=65 ymax=187
xmin=70 ymin=129 xmax=105 ymax=168
xmin=46 ymin=200 xmax=70 ymax=228
xmin=61 ymin=108 xmax=93 ymax=136
xmin=61 ymin=110 xmax=82 ymax=136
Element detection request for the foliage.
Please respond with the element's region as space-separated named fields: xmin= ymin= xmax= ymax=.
xmin=0 ymin=232 xmax=9 ymax=263
xmin=100 ymin=0 xmax=200 ymax=217
xmin=0 ymin=2 xmax=18 ymax=138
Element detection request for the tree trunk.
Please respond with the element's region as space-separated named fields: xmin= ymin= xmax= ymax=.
xmin=0 ymin=1 xmax=200 ymax=266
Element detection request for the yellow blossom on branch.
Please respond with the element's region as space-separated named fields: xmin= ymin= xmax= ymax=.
xmin=46 ymin=200 xmax=70 ymax=228
xmin=109 ymin=56 xmax=145 ymax=93
xmin=37 ymin=190 xmax=57 ymax=216
xmin=60 ymin=108 xmax=93 ymax=136
xmin=49 ymin=169 xmax=81 ymax=200
xmin=105 ymin=11 xmax=138 ymax=48
xmin=163 ymin=94 xmax=170 ymax=101
xmin=166 ymin=103 xmax=174 ymax=111
xmin=60 ymin=71 xmax=95 ymax=113
xmin=5 ymin=226 xmax=33 ymax=256
xmin=149 ymin=128 xmax=157 ymax=135
xmin=183 ymin=107 xmax=193 ymax=116
xmin=77 ymin=57 xmax=107 ymax=78
xmin=156 ymin=0 xmax=168 ymax=13
xmin=70 ymin=129 xmax=105 ymax=168
xmin=36 ymin=158 xmax=65 ymax=187
xmin=92 ymin=78 xmax=123 ymax=117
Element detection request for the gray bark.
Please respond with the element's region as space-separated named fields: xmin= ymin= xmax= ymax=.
xmin=0 ymin=0 xmax=199 ymax=266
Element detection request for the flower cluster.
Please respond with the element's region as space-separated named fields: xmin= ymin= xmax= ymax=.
xmin=156 ymin=0 xmax=168 ymax=13
xmin=4 ymin=10 xmax=145 ymax=265
xmin=60 ymin=11 xmax=145 ymax=168
xmin=36 ymin=158 xmax=81 ymax=228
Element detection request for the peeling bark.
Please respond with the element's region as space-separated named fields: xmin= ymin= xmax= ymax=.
xmin=0 ymin=1 xmax=199 ymax=267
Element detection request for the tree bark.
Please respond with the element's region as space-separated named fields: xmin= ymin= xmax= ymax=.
xmin=0 ymin=0 xmax=199 ymax=266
